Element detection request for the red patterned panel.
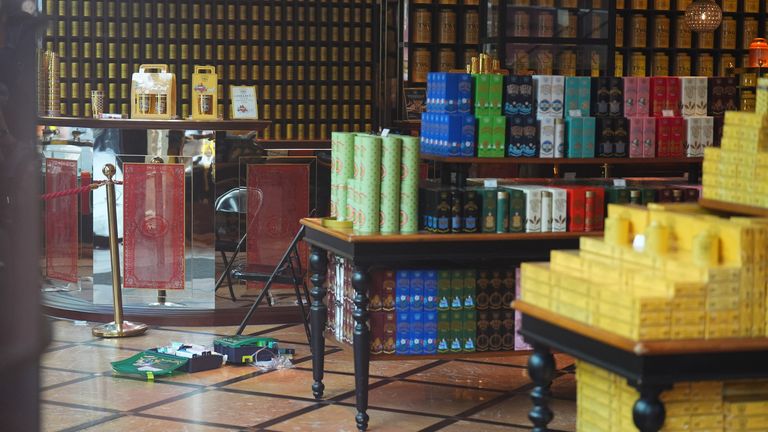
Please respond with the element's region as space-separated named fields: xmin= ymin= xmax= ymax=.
xmin=45 ymin=158 xmax=79 ymax=282
xmin=246 ymin=164 xmax=310 ymax=270
xmin=123 ymin=163 xmax=186 ymax=290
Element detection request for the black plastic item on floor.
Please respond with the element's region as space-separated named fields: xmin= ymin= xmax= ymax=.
xmin=147 ymin=349 xmax=224 ymax=373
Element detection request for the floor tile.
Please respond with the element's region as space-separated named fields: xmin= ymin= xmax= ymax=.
xmin=407 ymin=361 xmax=530 ymax=391
xmin=344 ymin=380 xmax=498 ymax=416
xmin=160 ymin=325 xmax=269 ymax=336
xmin=438 ymin=420 xmax=529 ymax=431
xmin=41 ymin=369 xmax=92 ymax=388
xmin=257 ymin=324 xmax=312 ymax=344
xmin=42 ymin=376 xmax=196 ymax=411
xmin=464 ymin=353 xmax=574 ymax=370
xmin=470 ymin=393 xmax=576 ymax=432
xmin=49 ymin=320 xmax=100 ymax=343
xmin=141 ymin=389 xmax=314 ymax=427
xmin=45 ymin=341 xmax=74 ymax=351
xmin=226 ymin=369 xmax=366 ymax=400
xmin=321 ymin=350 xmax=438 ymax=377
xmin=269 ymin=404 xmax=441 ymax=432
xmin=40 ymin=402 xmax=113 ymax=432
xmin=80 ymin=415 xmax=237 ymax=431
xmin=41 ymin=345 xmax=147 ymax=373
xmin=551 ymin=373 xmax=576 ymax=400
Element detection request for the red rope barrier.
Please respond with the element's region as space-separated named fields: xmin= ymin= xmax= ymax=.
xmin=41 ymin=180 xmax=123 ymax=201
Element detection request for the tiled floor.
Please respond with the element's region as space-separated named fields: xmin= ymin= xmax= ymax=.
xmin=41 ymin=319 xmax=576 ymax=431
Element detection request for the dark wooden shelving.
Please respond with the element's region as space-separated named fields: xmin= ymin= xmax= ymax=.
xmin=38 ymin=116 xmax=271 ymax=131
xmin=421 ymin=155 xmax=703 ymax=165
xmin=699 ymin=198 xmax=768 ymax=218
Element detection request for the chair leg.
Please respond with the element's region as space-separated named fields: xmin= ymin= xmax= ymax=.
xmin=217 ymin=250 xmax=237 ymax=302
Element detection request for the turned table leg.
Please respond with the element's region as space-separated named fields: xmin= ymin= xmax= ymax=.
xmin=632 ymin=386 xmax=666 ymax=432
xmin=309 ymin=246 xmax=328 ymax=400
xmin=528 ymin=343 xmax=555 ymax=432
xmin=351 ymin=265 xmax=371 ymax=431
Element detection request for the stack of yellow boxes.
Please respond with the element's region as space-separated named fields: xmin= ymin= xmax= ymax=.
xmin=702 ymin=79 xmax=768 ymax=209
xmin=521 ymin=204 xmax=768 ymax=340
xmin=577 ymin=360 xmax=768 ymax=432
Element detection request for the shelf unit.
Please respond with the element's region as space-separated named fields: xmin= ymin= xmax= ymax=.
xmin=37 ymin=116 xmax=271 ymax=132
xmin=616 ymin=0 xmax=768 ymax=77
xmin=41 ymin=0 xmax=378 ymax=139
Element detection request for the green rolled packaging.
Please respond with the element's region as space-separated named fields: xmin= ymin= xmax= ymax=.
xmin=392 ymin=134 xmax=419 ymax=233
xmin=380 ymin=136 xmax=402 ymax=233
xmin=347 ymin=178 xmax=357 ymax=231
xmin=354 ymin=134 xmax=382 ymax=233
xmin=336 ymin=184 xmax=348 ymax=221
xmin=331 ymin=132 xmax=355 ymax=221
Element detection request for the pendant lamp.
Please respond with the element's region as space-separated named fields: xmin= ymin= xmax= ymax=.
xmin=684 ymin=0 xmax=723 ymax=32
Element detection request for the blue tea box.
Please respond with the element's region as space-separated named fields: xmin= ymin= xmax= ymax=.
xmin=423 ymin=270 xmax=438 ymax=311
xmin=461 ymin=114 xmax=476 ymax=157
xmin=409 ymin=311 xmax=424 ymax=355
xmin=578 ymin=77 xmax=592 ymax=117
xmin=409 ymin=271 xmax=424 ymax=311
xmin=395 ymin=271 xmax=410 ymax=311
xmin=396 ymin=311 xmax=410 ymax=355
xmin=423 ymin=311 xmax=438 ymax=354
xmin=458 ymin=73 xmax=473 ymax=113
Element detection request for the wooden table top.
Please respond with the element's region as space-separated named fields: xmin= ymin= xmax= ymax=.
xmin=300 ymin=218 xmax=603 ymax=244
xmin=514 ymin=300 xmax=768 ymax=356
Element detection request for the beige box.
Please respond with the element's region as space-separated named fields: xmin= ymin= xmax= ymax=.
xmin=131 ymin=64 xmax=176 ymax=119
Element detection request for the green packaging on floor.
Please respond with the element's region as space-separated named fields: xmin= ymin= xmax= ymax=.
xmin=111 ymin=351 xmax=189 ymax=380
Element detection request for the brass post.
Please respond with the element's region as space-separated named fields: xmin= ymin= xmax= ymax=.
xmin=92 ymin=164 xmax=148 ymax=338
xmin=150 ymin=157 xmax=167 ymax=306
xmin=602 ymin=163 xmax=611 ymax=179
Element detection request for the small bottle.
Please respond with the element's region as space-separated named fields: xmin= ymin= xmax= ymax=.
xmin=496 ymin=191 xmax=509 ymax=233
xmin=437 ymin=191 xmax=451 ymax=234
xmin=541 ymin=191 xmax=553 ymax=232
xmin=584 ymin=191 xmax=596 ymax=232
xmin=629 ymin=189 xmax=642 ymax=205
xmin=450 ymin=189 xmax=463 ymax=233
xmin=672 ymin=189 xmax=683 ymax=202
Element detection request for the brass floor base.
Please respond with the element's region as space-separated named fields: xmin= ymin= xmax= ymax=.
xmin=92 ymin=321 xmax=149 ymax=338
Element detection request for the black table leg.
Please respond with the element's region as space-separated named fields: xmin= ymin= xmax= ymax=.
xmin=528 ymin=343 xmax=555 ymax=432
xmin=309 ymin=246 xmax=328 ymax=400
xmin=632 ymin=386 xmax=666 ymax=432
xmin=351 ymin=264 xmax=371 ymax=432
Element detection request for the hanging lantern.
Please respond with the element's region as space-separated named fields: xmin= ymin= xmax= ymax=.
xmin=684 ymin=0 xmax=723 ymax=32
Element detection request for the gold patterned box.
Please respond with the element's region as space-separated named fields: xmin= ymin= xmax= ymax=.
xmin=191 ymin=66 xmax=218 ymax=120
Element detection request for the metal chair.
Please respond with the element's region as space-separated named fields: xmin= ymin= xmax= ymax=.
xmin=214 ymin=186 xmax=260 ymax=301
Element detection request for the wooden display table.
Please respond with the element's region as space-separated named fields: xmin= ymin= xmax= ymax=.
xmin=514 ymin=300 xmax=768 ymax=432
xmin=300 ymin=218 xmax=601 ymax=431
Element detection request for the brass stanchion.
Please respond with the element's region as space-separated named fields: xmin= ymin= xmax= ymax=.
xmin=92 ymin=164 xmax=148 ymax=338
xmin=146 ymin=156 xmax=185 ymax=308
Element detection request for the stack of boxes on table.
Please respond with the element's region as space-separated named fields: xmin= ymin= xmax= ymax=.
xmin=521 ymin=202 xmax=768 ymax=430
xmin=577 ymin=360 xmax=768 ymax=432
xmin=420 ymin=73 xmax=737 ymax=159
xmin=419 ymin=178 xmax=701 ymax=234
xmin=327 ymin=260 xmax=522 ymax=355
xmin=702 ymin=78 xmax=768 ymax=209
